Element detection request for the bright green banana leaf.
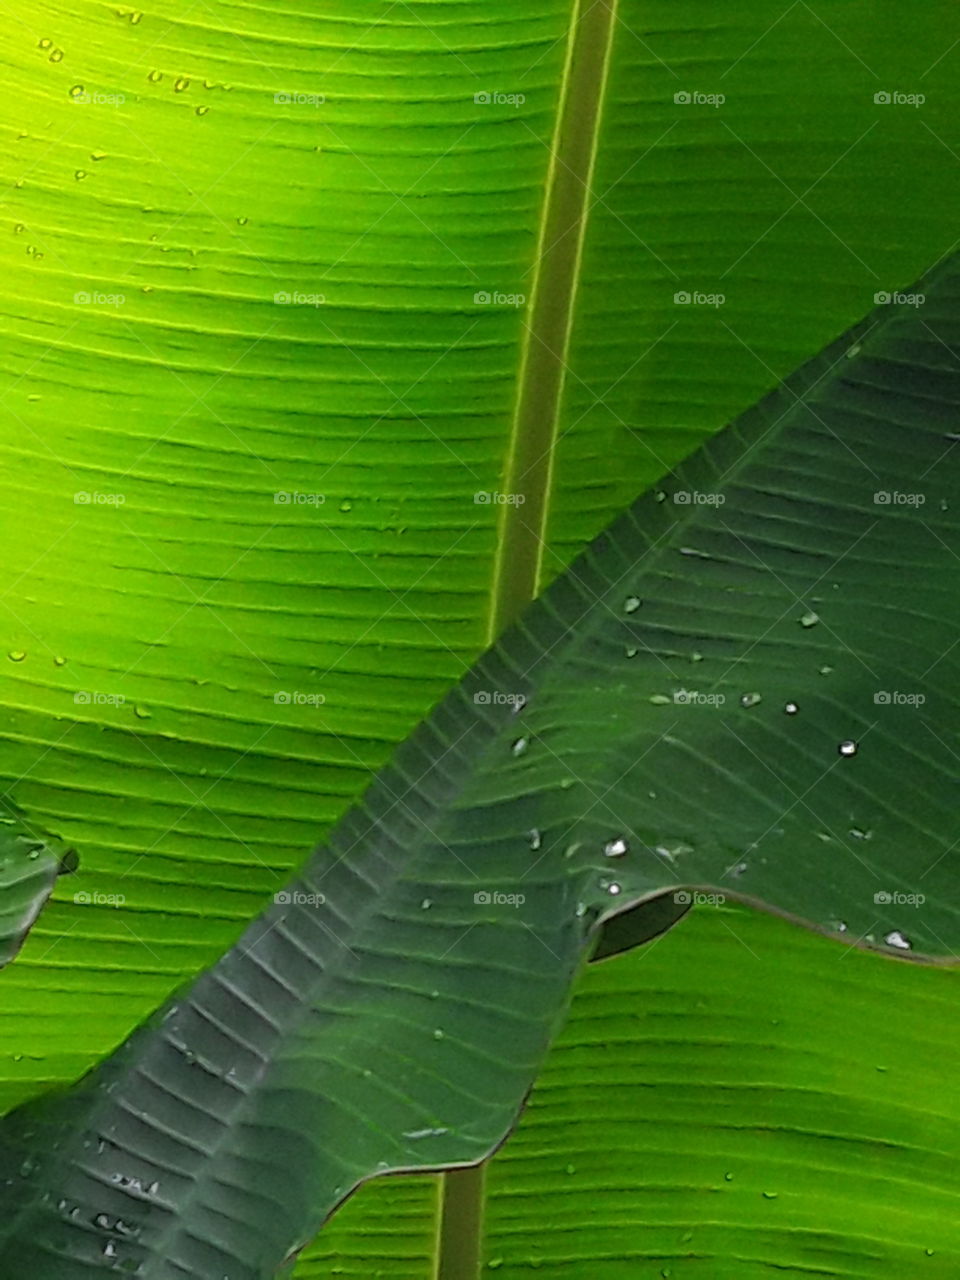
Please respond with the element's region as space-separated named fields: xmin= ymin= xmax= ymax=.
xmin=297 ymin=902 xmax=960 ymax=1279
xmin=2 ymin=255 xmax=959 ymax=1276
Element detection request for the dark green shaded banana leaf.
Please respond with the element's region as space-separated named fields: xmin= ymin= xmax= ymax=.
xmin=1 ymin=252 xmax=959 ymax=1277
xmin=0 ymin=806 xmax=66 ymax=969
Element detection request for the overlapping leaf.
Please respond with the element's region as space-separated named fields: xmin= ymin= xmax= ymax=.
xmin=2 ymin=253 xmax=960 ymax=1276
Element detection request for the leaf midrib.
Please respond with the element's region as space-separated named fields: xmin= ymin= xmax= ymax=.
xmin=487 ymin=0 xmax=620 ymax=642
xmin=448 ymin=2 xmax=620 ymax=1275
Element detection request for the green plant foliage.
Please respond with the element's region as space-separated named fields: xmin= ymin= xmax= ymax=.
xmin=1 ymin=2 xmax=959 ymax=1278
xmin=2 ymin=257 xmax=960 ymax=1275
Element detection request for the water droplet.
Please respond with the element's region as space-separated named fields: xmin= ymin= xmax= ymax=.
xmin=740 ymin=692 xmax=762 ymax=708
xmin=762 ymin=1190 xmax=778 ymax=1200
xmin=134 ymin=705 xmax=151 ymax=720
xmin=433 ymin=1028 xmax=444 ymax=1040
xmin=7 ymin=651 xmax=25 ymax=662
xmin=174 ymin=77 xmax=190 ymax=92
xmin=420 ymin=898 xmax=431 ymax=910
xmin=49 ymin=49 xmax=64 ymax=62
xmin=195 ymin=105 xmax=209 ymax=116
xmin=624 ymin=596 xmax=641 ymax=613
xmin=148 ymin=70 xmax=162 ymax=82
xmin=884 ymin=930 xmax=911 ymax=951
xmin=13 ymin=224 xmax=24 ymax=234
xmin=832 ymin=920 xmax=848 ymax=933
xmin=838 ymin=740 xmax=858 ymax=757
xmin=691 ymin=651 xmax=703 ymax=663
xmin=625 ymin=645 xmax=638 ymax=658
xmin=511 ymin=737 xmax=528 ymax=757
xmin=649 ymin=694 xmax=671 ymax=706
xmin=846 ymin=343 xmax=861 ymax=358
xmin=724 ymin=1172 xmax=734 ymax=1181
xmin=784 ymin=701 xmax=798 ymax=715
xmin=849 ymin=827 xmax=872 ymax=840
xmin=38 ymin=38 xmax=52 ymax=49
xmin=339 ymin=499 xmax=352 ymax=512
xmin=606 ymin=882 xmax=622 ymax=896
xmin=819 ymin=665 xmax=834 ymax=676
xmin=129 ymin=9 xmax=143 ymax=23
xmin=528 ymin=828 xmax=542 ymax=851
xmin=90 ymin=151 xmax=107 ymax=162
xmin=574 ymin=902 xmax=588 ymax=917
xmin=604 ymin=838 xmax=628 ymax=858
xmin=236 ymin=216 xmax=248 ymax=226
xmin=799 ymin=611 xmax=819 ymax=628
xmin=75 ymin=170 xmax=88 ymax=181
xmin=69 ymin=84 xmax=84 ymax=98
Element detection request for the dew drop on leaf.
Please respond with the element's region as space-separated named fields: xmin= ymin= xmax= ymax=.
xmin=799 ymin=610 xmax=819 ymax=628
xmin=885 ymin=930 xmax=911 ymax=950
xmin=740 ymin=692 xmax=762 ymax=708
xmin=784 ymin=701 xmax=798 ymax=715
xmin=838 ymin=740 xmax=858 ymax=757
xmin=7 ymin=651 xmax=25 ymax=662
xmin=604 ymin=838 xmax=628 ymax=858
xmin=511 ymin=737 xmax=528 ymax=757
xmin=624 ymin=596 xmax=641 ymax=613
